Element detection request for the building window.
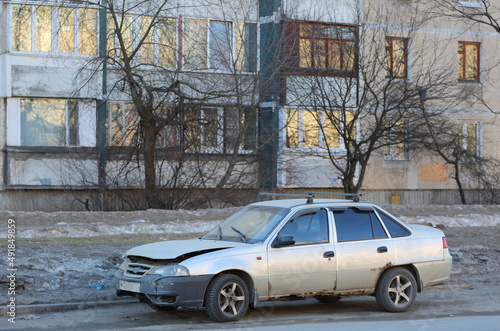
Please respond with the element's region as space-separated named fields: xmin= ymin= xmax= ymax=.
xmin=459 ymin=0 xmax=482 ymax=8
xmin=183 ymin=18 xmax=257 ymax=72
xmin=209 ymin=21 xmax=233 ymax=70
xmin=458 ymin=41 xmax=480 ymax=82
xmin=158 ymin=18 xmax=178 ymax=67
xmin=225 ymin=107 xmax=257 ymax=152
xmin=386 ymin=37 xmax=408 ymax=79
xmin=12 ymin=5 xmax=32 ymax=52
xmin=285 ymin=22 xmax=357 ymax=76
xmin=458 ymin=122 xmax=481 ymax=158
xmin=235 ymin=23 xmax=258 ymax=72
xmin=12 ymin=5 xmax=97 ymax=55
xmin=20 ymin=99 xmax=79 ymax=147
xmin=183 ymin=18 xmax=208 ymax=70
xmin=36 ymin=6 xmax=52 ymax=52
xmin=79 ymin=9 xmax=98 ymax=56
xmin=384 ymin=121 xmax=407 ymax=158
xmin=108 ymin=103 xmax=137 ymax=146
xmin=107 ymin=15 xmax=177 ymax=67
xmin=184 ymin=107 xmax=224 ymax=151
xmin=157 ymin=124 xmax=181 ymax=149
xmin=285 ymin=109 xmax=355 ymax=149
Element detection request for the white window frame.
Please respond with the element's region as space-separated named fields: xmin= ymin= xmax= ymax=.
xmin=459 ymin=121 xmax=482 ymax=159
xmin=283 ymin=108 xmax=356 ymax=153
xmin=107 ymin=101 xmax=137 ymax=147
xmin=14 ymin=98 xmax=84 ymax=147
xmin=383 ymin=121 xmax=409 ymax=161
xmin=181 ymin=17 xmax=257 ymax=73
xmin=459 ymin=0 xmax=483 ymax=8
xmin=10 ymin=4 xmax=99 ymax=56
xmin=199 ymin=107 xmax=224 ymax=153
xmin=107 ymin=15 xmax=178 ymax=68
xmin=184 ymin=107 xmax=224 ymax=153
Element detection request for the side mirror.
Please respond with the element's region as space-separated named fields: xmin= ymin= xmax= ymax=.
xmin=272 ymin=235 xmax=295 ymax=248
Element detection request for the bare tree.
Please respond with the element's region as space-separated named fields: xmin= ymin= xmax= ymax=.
xmin=414 ymin=106 xmax=482 ymax=204
xmin=432 ymin=0 xmax=500 ymax=34
xmin=9 ymin=0 xmax=263 ymax=210
xmin=284 ymin=1 xmax=460 ymax=193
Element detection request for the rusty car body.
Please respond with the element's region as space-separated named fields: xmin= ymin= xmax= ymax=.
xmin=115 ymin=195 xmax=452 ymax=322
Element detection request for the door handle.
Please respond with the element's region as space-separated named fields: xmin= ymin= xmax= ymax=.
xmin=377 ymin=246 xmax=388 ymax=253
xmin=323 ymin=251 xmax=335 ymax=258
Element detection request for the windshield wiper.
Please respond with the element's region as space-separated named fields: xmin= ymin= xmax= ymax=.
xmin=231 ymin=226 xmax=247 ymax=243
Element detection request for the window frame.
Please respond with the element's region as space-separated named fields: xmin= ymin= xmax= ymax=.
xmin=458 ymin=0 xmax=483 ymax=8
xmin=11 ymin=4 xmax=99 ymax=56
xmin=274 ymin=208 xmax=330 ymax=246
xmin=284 ymin=108 xmax=356 ymax=152
xmin=184 ymin=106 xmax=224 ymax=153
xmin=106 ymin=14 xmax=178 ymax=69
xmin=107 ymin=101 xmax=138 ymax=147
xmin=332 ymin=207 xmax=389 ymax=242
xmin=181 ymin=17 xmax=258 ymax=73
xmin=386 ymin=37 xmax=409 ymax=79
xmin=284 ymin=21 xmax=358 ymax=77
xmin=374 ymin=208 xmax=411 ymax=238
xmin=458 ymin=121 xmax=482 ymax=159
xmin=383 ymin=120 xmax=408 ymax=160
xmin=458 ymin=41 xmax=480 ymax=82
xmin=19 ymin=98 xmax=81 ymax=147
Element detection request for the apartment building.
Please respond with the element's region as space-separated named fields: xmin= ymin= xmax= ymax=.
xmin=0 ymin=0 xmax=498 ymax=210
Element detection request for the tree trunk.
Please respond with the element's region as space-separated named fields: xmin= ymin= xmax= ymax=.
xmin=453 ymin=162 xmax=467 ymax=205
xmin=142 ymin=123 xmax=162 ymax=209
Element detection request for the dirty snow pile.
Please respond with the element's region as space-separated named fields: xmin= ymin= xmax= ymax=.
xmin=18 ymin=219 xmax=221 ymax=239
xmin=2 ymin=205 xmax=500 ymax=239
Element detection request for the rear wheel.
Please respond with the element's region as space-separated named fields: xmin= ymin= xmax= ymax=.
xmin=375 ymin=267 xmax=417 ymax=312
xmin=205 ymin=274 xmax=249 ymax=322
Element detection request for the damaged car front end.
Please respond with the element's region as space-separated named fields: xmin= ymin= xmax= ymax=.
xmin=116 ymin=239 xmax=246 ymax=309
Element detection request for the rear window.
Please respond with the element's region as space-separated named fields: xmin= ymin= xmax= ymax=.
xmin=375 ymin=209 xmax=411 ymax=238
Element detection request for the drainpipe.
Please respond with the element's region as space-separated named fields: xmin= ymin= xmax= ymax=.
xmin=258 ymin=0 xmax=283 ymax=190
xmin=97 ymin=1 xmax=108 ymax=209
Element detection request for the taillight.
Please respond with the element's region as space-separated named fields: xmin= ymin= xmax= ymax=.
xmin=442 ymin=237 xmax=448 ymax=249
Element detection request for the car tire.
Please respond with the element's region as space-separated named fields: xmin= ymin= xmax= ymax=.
xmin=146 ymin=301 xmax=178 ymax=311
xmin=204 ymin=274 xmax=249 ymax=322
xmin=315 ymin=295 xmax=342 ymax=304
xmin=375 ymin=267 xmax=417 ymax=312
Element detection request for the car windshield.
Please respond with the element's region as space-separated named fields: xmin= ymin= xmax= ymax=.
xmin=202 ymin=205 xmax=290 ymax=243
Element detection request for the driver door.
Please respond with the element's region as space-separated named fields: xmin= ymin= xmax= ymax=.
xmin=266 ymin=208 xmax=336 ymax=297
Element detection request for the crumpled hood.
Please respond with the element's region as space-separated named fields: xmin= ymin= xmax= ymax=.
xmin=125 ymin=238 xmax=247 ymax=260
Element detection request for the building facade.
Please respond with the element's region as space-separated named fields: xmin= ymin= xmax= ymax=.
xmin=0 ymin=0 xmax=499 ymax=210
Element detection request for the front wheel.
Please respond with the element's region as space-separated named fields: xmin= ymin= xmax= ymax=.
xmin=375 ymin=267 xmax=417 ymax=312
xmin=204 ymin=274 xmax=249 ymax=322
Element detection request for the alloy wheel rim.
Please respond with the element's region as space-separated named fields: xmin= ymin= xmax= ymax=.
xmin=387 ymin=275 xmax=412 ymax=306
xmin=219 ymin=282 xmax=245 ymax=316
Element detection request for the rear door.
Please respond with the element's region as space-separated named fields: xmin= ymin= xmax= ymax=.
xmin=332 ymin=207 xmax=395 ymax=291
xmin=267 ymin=208 xmax=336 ymax=297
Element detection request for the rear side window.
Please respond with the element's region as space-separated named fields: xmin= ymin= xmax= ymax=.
xmin=376 ymin=209 xmax=411 ymax=238
xmin=333 ymin=208 xmax=388 ymax=242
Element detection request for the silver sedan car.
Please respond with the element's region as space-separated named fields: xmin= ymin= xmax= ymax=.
xmin=116 ymin=195 xmax=452 ymax=322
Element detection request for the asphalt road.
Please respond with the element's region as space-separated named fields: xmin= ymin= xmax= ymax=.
xmin=4 ymin=284 xmax=500 ymax=331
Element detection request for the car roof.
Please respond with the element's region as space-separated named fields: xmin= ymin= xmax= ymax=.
xmin=250 ymin=198 xmax=375 ymax=209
